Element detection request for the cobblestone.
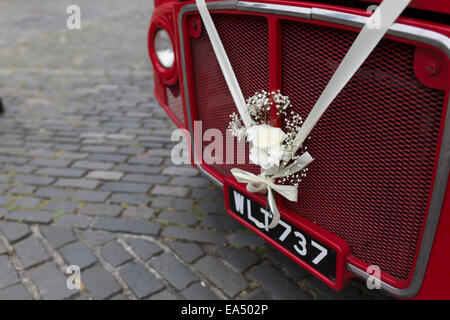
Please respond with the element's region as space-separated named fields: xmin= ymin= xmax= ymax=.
xmin=120 ymin=263 xmax=164 ymax=299
xmin=149 ymin=253 xmax=198 ymax=290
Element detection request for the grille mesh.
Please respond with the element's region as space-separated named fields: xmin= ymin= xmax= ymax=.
xmin=191 ymin=14 xmax=269 ymax=176
xmin=282 ymin=21 xmax=445 ymax=280
xmin=189 ymin=14 xmax=447 ymax=281
xmin=166 ymin=84 xmax=184 ymax=124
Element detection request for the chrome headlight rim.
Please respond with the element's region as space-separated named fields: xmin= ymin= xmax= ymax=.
xmin=154 ymin=27 xmax=175 ymax=70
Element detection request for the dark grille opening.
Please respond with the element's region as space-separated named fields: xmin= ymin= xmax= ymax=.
xmin=166 ymin=83 xmax=184 ymax=124
xmin=282 ymin=20 xmax=446 ymax=280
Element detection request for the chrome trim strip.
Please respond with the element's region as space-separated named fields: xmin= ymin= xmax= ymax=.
xmin=177 ymin=1 xmax=450 ymax=297
xmin=237 ymin=1 xmax=311 ymax=18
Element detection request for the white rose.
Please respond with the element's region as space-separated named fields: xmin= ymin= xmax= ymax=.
xmin=247 ymin=125 xmax=286 ymax=170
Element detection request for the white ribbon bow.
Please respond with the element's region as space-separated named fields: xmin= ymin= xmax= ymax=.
xmin=231 ymin=151 xmax=313 ymax=228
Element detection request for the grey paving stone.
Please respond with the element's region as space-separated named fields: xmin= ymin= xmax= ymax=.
xmin=72 ymin=190 xmax=110 ymax=202
xmin=7 ymin=210 xmax=54 ymax=224
xmin=101 ymin=242 xmax=132 ymax=267
xmin=40 ymin=226 xmax=76 ymax=249
xmin=57 ymin=152 xmax=88 ymax=160
xmin=115 ymin=164 xmax=161 ymax=174
xmin=82 ymin=265 xmax=122 ymax=300
xmin=247 ymin=265 xmax=312 ymax=300
xmin=0 ymin=208 xmax=6 ymax=219
xmin=59 ymin=242 xmax=98 ymax=270
xmin=163 ymin=226 xmax=226 ymax=244
xmin=92 ymin=217 xmax=161 ymax=235
xmin=13 ymin=175 xmax=55 ymax=185
xmin=35 ymin=168 xmax=86 ymax=178
xmin=100 ymin=182 xmax=151 ymax=193
xmin=0 ymin=195 xmax=12 ymax=205
xmin=30 ymin=159 xmax=71 ymax=167
xmin=28 ymin=261 xmax=76 ymax=300
xmin=81 ymin=203 xmax=123 ymax=217
xmin=8 ymin=185 xmax=36 ymax=195
xmin=54 ymin=214 xmax=93 ymax=229
xmin=151 ymin=197 xmax=194 ymax=210
xmin=162 ymin=166 xmax=199 ymax=176
xmin=14 ymin=236 xmax=50 ymax=269
xmin=0 ymin=255 xmax=20 ymax=289
xmin=82 ymin=231 xmax=116 ymax=247
xmin=194 ymin=256 xmax=248 ymax=297
xmin=149 ymin=252 xmax=198 ymax=290
xmin=191 ymin=188 xmax=223 ymax=199
xmin=36 ymin=187 xmax=73 ymax=199
xmin=0 ymin=242 xmax=6 ymax=255
xmin=158 ymin=211 xmax=197 ymax=226
xmin=122 ymin=207 xmax=155 ymax=220
xmin=119 ymin=263 xmax=164 ymax=299
xmin=171 ymin=177 xmax=210 ymax=188
xmin=197 ymin=201 xmax=227 ymax=215
xmin=2 ymin=165 xmax=36 ymax=174
xmin=149 ymin=290 xmax=179 ymax=300
xmin=240 ymin=289 xmax=272 ymax=300
xmin=0 ymin=221 xmax=31 ymax=243
xmin=54 ymin=178 xmax=100 ymax=189
xmin=42 ymin=200 xmax=78 ymax=213
xmin=200 ymin=214 xmax=242 ymax=231
xmin=10 ymin=197 xmax=42 ymax=208
xmin=151 ymin=186 xmax=189 ymax=197
xmin=229 ymin=233 xmax=266 ymax=247
xmin=128 ymin=156 xmax=163 ymax=165
xmin=53 ymin=144 xmax=80 ymax=151
xmin=0 ymin=283 xmax=32 ymax=300
xmin=0 ymin=183 xmax=9 ymax=194
xmin=216 ymin=246 xmax=260 ymax=272
xmin=81 ymin=146 xmax=118 ymax=153
xmin=108 ymin=193 xmax=151 ymax=205
xmin=125 ymin=238 xmax=162 ymax=261
xmin=122 ymin=174 xmax=169 ymax=184
xmin=86 ymin=171 xmax=123 ymax=181
xmin=169 ymin=242 xmax=204 ymax=264
xmin=89 ymin=153 xmax=128 ymax=163
xmin=181 ymin=283 xmax=220 ymax=300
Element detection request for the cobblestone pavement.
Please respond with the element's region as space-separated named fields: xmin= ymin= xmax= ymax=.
xmin=0 ymin=1 xmax=390 ymax=300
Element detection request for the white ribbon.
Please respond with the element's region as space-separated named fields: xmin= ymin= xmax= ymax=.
xmin=195 ymin=0 xmax=411 ymax=228
xmin=231 ymin=151 xmax=313 ymax=228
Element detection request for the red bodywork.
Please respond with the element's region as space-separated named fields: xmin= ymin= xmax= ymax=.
xmin=148 ymin=0 xmax=450 ymax=299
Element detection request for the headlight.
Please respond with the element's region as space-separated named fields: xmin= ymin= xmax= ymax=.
xmin=154 ymin=28 xmax=174 ymax=69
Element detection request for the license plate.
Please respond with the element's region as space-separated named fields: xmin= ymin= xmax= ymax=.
xmin=228 ymin=186 xmax=337 ymax=281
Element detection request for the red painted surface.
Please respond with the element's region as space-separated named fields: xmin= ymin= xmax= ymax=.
xmin=148 ymin=0 xmax=450 ymax=299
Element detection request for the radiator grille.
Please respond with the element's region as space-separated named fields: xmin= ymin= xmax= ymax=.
xmin=189 ymin=14 xmax=447 ymax=281
xmin=281 ymin=21 xmax=445 ymax=280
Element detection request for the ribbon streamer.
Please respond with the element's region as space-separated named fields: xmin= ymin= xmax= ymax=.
xmin=231 ymin=151 xmax=313 ymax=228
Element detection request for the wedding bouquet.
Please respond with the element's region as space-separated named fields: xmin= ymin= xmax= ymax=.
xmin=228 ymin=90 xmax=314 ymax=228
